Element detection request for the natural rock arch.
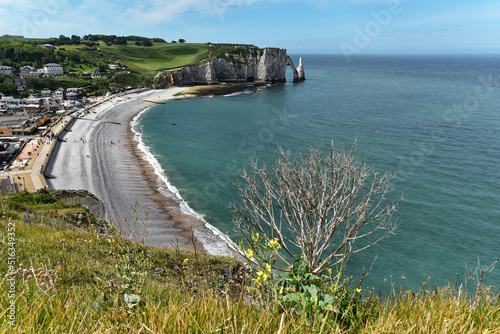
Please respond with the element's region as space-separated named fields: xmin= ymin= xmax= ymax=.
xmin=286 ymin=56 xmax=301 ymax=82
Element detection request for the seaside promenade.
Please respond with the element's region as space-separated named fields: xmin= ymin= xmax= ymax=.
xmin=2 ymin=117 xmax=70 ymax=193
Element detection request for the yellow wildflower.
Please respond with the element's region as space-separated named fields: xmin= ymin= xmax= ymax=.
xmin=267 ymin=238 xmax=281 ymax=249
xmin=246 ymin=249 xmax=254 ymax=259
xmin=252 ymin=233 xmax=260 ymax=243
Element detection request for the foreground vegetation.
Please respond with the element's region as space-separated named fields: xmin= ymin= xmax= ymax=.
xmin=0 ymin=190 xmax=498 ymax=332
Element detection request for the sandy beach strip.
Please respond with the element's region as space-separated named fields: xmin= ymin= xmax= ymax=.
xmin=45 ymin=88 xmax=206 ymax=251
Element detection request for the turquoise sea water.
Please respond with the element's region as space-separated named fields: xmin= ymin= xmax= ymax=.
xmin=140 ymin=55 xmax=500 ymax=291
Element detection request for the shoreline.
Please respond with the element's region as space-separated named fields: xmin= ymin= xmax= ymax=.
xmin=47 ymin=88 xmax=204 ymax=251
xmin=125 ymin=107 xmax=206 ymax=251
xmin=129 ymin=100 xmax=240 ymax=258
xmin=46 ymin=87 xmax=240 ymax=256
xmin=174 ymin=82 xmax=271 ymax=99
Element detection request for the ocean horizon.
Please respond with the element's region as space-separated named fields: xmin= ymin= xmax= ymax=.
xmin=138 ymin=54 xmax=500 ymax=291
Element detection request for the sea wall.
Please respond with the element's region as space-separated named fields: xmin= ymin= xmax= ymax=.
xmin=165 ymin=48 xmax=304 ymax=85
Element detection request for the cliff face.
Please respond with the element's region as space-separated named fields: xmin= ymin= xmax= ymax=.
xmin=167 ymin=48 xmax=304 ymax=85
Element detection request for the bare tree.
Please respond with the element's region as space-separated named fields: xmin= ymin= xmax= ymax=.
xmin=231 ymin=143 xmax=402 ymax=275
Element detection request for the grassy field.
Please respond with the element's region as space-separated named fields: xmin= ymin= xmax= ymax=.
xmin=60 ymin=42 xmax=212 ymax=78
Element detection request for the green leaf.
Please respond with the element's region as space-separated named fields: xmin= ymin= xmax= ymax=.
xmin=124 ymin=293 xmax=141 ymax=309
xmin=291 ymin=258 xmax=310 ymax=276
xmin=303 ymin=284 xmax=318 ymax=299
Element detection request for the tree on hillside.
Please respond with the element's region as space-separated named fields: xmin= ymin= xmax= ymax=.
xmin=71 ymin=35 xmax=81 ymax=44
xmin=0 ymin=81 xmax=17 ymax=96
xmin=102 ymin=35 xmax=117 ymax=44
xmin=115 ymin=37 xmax=128 ymax=45
xmin=84 ymin=34 xmax=99 ymax=42
xmin=58 ymin=35 xmax=71 ymax=45
xmin=178 ymin=39 xmax=186 ymax=43
xmin=231 ymin=143 xmax=402 ymax=277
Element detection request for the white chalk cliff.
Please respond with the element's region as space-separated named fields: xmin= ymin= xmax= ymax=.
xmin=165 ymin=47 xmax=305 ymax=85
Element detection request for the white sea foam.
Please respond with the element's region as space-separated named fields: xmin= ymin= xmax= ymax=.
xmin=130 ymin=108 xmax=240 ymax=257
xmin=223 ymin=89 xmax=255 ymax=97
xmin=223 ymin=91 xmax=244 ymax=97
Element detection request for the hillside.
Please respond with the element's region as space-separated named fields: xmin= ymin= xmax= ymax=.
xmin=58 ymin=42 xmax=213 ymax=78
xmin=0 ymin=37 xmax=258 ymax=94
xmin=1 ymin=189 xmax=499 ymax=332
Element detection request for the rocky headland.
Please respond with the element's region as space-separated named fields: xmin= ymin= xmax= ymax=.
xmin=155 ymin=47 xmax=305 ymax=86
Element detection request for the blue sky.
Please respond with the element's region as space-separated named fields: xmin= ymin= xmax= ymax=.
xmin=1 ymin=0 xmax=500 ymax=54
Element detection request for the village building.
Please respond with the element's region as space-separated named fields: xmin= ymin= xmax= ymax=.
xmin=14 ymin=78 xmax=28 ymax=92
xmin=66 ymin=92 xmax=79 ymax=100
xmin=41 ymin=96 xmax=60 ymax=112
xmin=43 ymin=63 xmax=63 ymax=76
xmin=4 ymin=115 xmax=51 ymax=136
xmin=91 ymin=69 xmax=102 ymax=79
xmin=0 ymin=66 xmax=13 ymax=76
xmin=37 ymin=44 xmax=55 ymax=49
xmin=0 ymin=96 xmax=18 ymax=113
xmin=53 ymin=87 xmax=65 ymax=100
xmin=66 ymin=87 xmax=86 ymax=99
xmin=108 ymin=64 xmax=120 ymax=70
xmin=0 ymin=96 xmax=50 ymax=113
xmin=20 ymin=66 xmax=41 ymax=78
xmin=0 ymin=128 xmax=12 ymax=137
xmin=24 ymin=101 xmax=43 ymax=116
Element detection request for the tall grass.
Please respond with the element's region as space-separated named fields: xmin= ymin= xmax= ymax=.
xmin=1 ymin=283 xmax=293 ymax=333
xmin=1 ymin=191 xmax=500 ymax=333
xmin=364 ymin=285 xmax=500 ymax=333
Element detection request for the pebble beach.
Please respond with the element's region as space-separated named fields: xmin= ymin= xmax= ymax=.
xmin=45 ymin=88 xmax=206 ymax=251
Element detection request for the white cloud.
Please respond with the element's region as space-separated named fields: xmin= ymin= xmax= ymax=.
xmin=1 ymin=0 xmax=311 ymax=37
xmin=116 ymin=0 xmax=289 ymax=25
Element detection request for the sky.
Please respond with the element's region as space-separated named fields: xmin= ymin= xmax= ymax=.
xmin=1 ymin=0 xmax=500 ymax=54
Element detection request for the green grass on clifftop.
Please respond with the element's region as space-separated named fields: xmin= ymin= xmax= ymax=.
xmin=60 ymin=42 xmax=214 ymax=78
xmin=94 ymin=43 xmax=211 ymax=76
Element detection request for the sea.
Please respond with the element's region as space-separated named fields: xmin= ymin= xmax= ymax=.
xmin=137 ymin=54 xmax=500 ymax=292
